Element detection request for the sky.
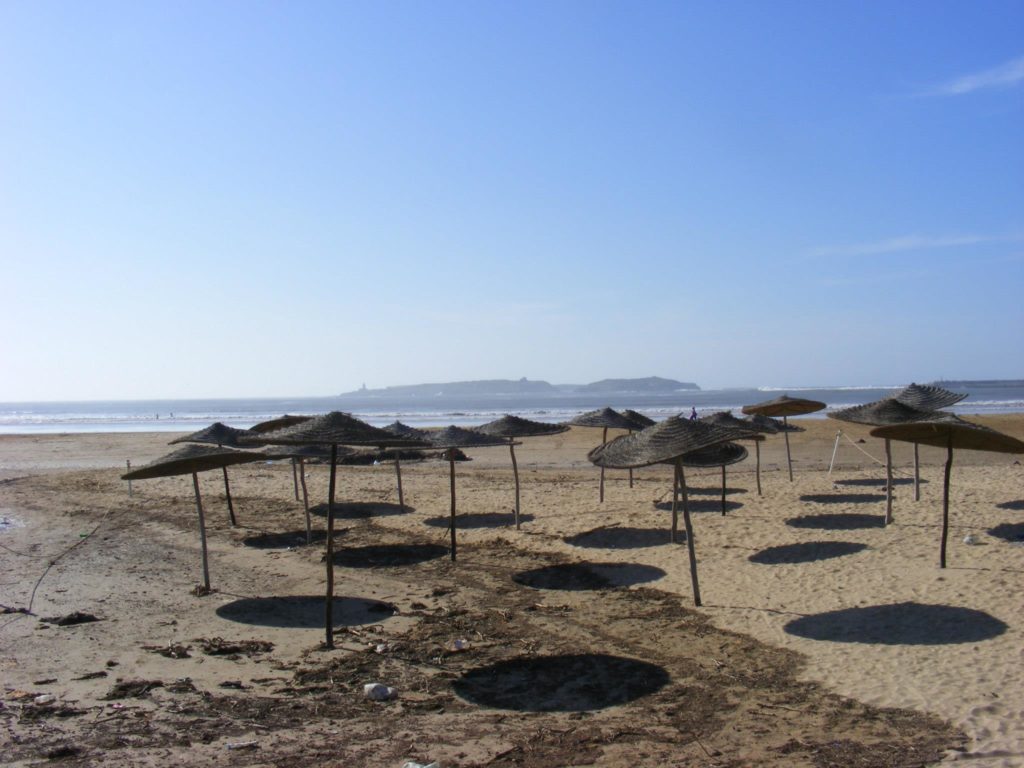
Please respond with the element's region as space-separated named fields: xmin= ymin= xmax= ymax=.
xmin=1 ymin=0 xmax=1022 ymax=401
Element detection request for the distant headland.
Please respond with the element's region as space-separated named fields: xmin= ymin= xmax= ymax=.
xmin=340 ymin=376 xmax=700 ymax=398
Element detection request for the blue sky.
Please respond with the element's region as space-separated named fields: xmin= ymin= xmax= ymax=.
xmin=2 ymin=1 xmax=1022 ymax=400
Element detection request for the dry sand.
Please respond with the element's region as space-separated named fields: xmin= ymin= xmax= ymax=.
xmin=1 ymin=415 xmax=1022 ymax=766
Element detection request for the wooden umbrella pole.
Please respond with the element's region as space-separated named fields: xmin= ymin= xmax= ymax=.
xmin=755 ymin=440 xmax=762 ymax=496
xmin=721 ymin=465 xmax=727 ymax=516
xmin=509 ymin=442 xmax=521 ymax=530
xmin=449 ymin=452 xmax=457 ymax=561
xmin=325 ymin=445 xmax=338 ymax=649
xmin=914 ymin=443 xmax=920 ymax=502
xmin=292 ymin=458 xmax=300 ymax=501
xmin=394 ymin=455 xmax=405 ymax=513
xmin=670 ymin=462 xmax=680 ymax=543
xmin=192 ymin=473 xmax=211 ymax=591
xmin=628 ymin=430 xmax=634 ymax=489
xmin=599 ymin=427 xmax=607 ymax=503
xmin=783 ymin=416 xmax=793 ymax=481
xmin=299 ymin=457 xmax=311 ymax=545
xmin=940 ymin=437 xmax=953 ymax=569
xmin=884 ymin=439 xmax=894 ymax=525
xmin=222 ymin=466 xmax=237 ymax=527
xmin=677 ymin=460 xmax=701 ymax=607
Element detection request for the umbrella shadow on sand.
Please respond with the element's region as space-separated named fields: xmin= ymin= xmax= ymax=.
xmin=310 ymin=502 xmax=412 ymax=519
xmin=834 ymin=478 xmax=919 ymax=488
xmin=685 ymin=485 xmax=747 ymax=496
xmin=786 ymin=513 xmax=886 ymax=530
xmin=423 ymin=512 xmax=534 ymax=529
xmin=800 ymin=493 xmax=886 ymax=505
xmin=331 ymin=543 xmax=448 ymax=568
xmin=512 ymin=562 xmax=666 ymax=591
xmin=452 ymin=653 xmax=670 ymax=711
xmin=748 ymin=541 xmax=868 ymax=565
xmin=241 ymin=530 xmax=328 ymax=549
xmin=654 ymin=499 xmax=744 ymax=514
xmin=996 ymin=500 xmax=1024 ymax=511
xmin=216 ymin=595 xmax=397 ymax=628
xmin=989 ymin=522 xmax=1024 ymax=542
xmin=565 ymin=527 xmax=684 ymax=549
xmin=784 ymin=602 xmax=1007 ymax=645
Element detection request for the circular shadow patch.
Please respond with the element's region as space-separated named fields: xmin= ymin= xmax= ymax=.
xmin=216 ymin=596 xmax=396 ymax=628
xmin=241 ymin=530 xmax=327 ymax=549
xmin=332 ymin=543 xmax=448 ymax=568
xmin=800 ymin=493 xmax=885 ymax=505
xmin=310 ymin=502 xmax=411 ymax=519
xmin=513 ymin=562 xmax=666 ymax=591
xmin=834 ymin=477 xmax=916 ymax=487
xmin=989 ymin=522 xmax=1024 ymax=542
xmin=784 ymin=602 xmax=1008 ymax=645
xmin=565 ymin=527 xmax=681 ymax=549
xmin=749 ymin=541 xmax=868 ymax=565
xmin=453 ymin=654 xmax=669 ymax=711
xmin=423 ymin=512 xmax=533 ymax=529
xmin=786 ymin=514 xmax=886 ymax=530
xmin=653 ymin=500 xmax=743 ymax=514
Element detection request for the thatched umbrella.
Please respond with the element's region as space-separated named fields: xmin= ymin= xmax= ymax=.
xmin=473 ymin=415 xmax=570 ymax=529
xmin=249 ymin=415 xmax=314 ymax=500
xmin=122 ymin=444 xmax=264 ymax=591
xmin=254 ymin=412 xmax=426 ymax=648
xmin=700 ymin=411 xmax=768 ymax=495
xmin=589 ymin=417 xmax=750 ymax=606
xmin=170 ymin=422 xmax=258 ymax=526
xmin=871 ymin=416 xmax=1024 ymax=568
xmin=383 ymin=421 xmax=430 ymax=512
xmin=892 ymin=384 xmax=968 ymax=500
xmin=680 ymin=442 xmax=749 ymax=515
xmin=257 ymin=443 xmax=342 ymax=544
xmin=741 ymin=395 xmax=825 ymax=481
xmin=620 ymin=410 xmax=657 ymax=489
xmin=426 ymin=426 xmax=510 ymax=560
xmin=567 ymin=408 xmax=638 ymax=502
xmin=829 ymin=400 xmax=942 ymax=524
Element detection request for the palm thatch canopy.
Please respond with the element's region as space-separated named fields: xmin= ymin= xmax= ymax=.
xmin=700 ymin=411 xmax=761 ymax=435
xmin=589 ymin=417 xmax=750 ymax=469
xmin=740 ymin=413 xmax=783 ymax=434
xmin=742 ymin=395 xmax=826 ymax=417
xmin=871 ymin=416 xmax=1024 ymax=453
xmin=474 ymin=415 xmax=570 ymax=439
xmin=428 ymin=426 xmax=511 ymax=450
xmin=567 ymin=407 xmax=637 ymax=430
xmin=254 ymin=411 xmax=426 ymax=448
xmin=169 ymin=422 xmax=256 ymax=448
xmin=384 ymin=421 xmax=430 ymax=440
xmin=893 ymin=383 xmax=967 ymax=411
xmin=621 ymin=409 xmax=656 ymax=429
xmin=122 ymin=444 xmax=264 ymax=480
xmin=829 ymin=399 xmax=943 ymax=427
xmin=248 ymin=415 xmax=313 ymax=434
xmin=679 ymin=441 xmax=749 ymax=468
xmin=257 ymin=443 xmax=346 ymax=460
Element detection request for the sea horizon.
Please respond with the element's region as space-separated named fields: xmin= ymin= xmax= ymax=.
xmin=2 ymin=380 xmax=1022 ymax=435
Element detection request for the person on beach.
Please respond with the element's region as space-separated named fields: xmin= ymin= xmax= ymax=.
xmin=689 ymin=407 xmax=697 ymax=420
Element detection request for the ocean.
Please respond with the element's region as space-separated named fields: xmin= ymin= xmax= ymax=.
xmin=1 ymin=383 xmax=1022 ymax=434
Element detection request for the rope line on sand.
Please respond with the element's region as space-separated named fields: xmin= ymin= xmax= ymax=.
xmin=828 ymin=430 xmax=914 ymax=480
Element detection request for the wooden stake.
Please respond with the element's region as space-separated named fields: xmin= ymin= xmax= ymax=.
xmin=628 ymin=430 xmax=634 ymax=488
xmin=940 ymin=437 xmax=953 ymax=569
xmin=783 ymin=416 xmax=793 ymax=481
xmin=914 ymin=443 xmax=920 ymax=502
xmin=509 ymin=442 xmax=521 ymax=530
xmin=299 ymin=457 xmax=311 ymax=545
xmin=325 ymin=445 xmax=338 ymax=649
xmin=449 ymin=452 xmax=457 ymax=561
xmin=394 ymin=455 xmax=405 ymax=512
xmin=222 ymin=466 xmax=237 ymax=527
xmin=677 ymin=460 xmax=701 ymax=607
xmin=721 ymin=465 xmax=727 ymax=516
xmin=192 ymin=473 xmax=210 ymax=591
xmin=670 ymin=462 xmax=679 ymax=543
xmin=599 ymin=426 xmax=607 ymax=503
xmin=884 ymin=439 xmax=894 ymax=525
xmin=755 ymin=441 xmax=762 ymax=496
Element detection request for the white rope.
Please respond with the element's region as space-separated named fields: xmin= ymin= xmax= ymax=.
xmin=831 ymin=430 xmax=914 ymax=479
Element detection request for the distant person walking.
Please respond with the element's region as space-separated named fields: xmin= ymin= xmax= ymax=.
xmin=689 ymin=407 xmax=697 ymax=420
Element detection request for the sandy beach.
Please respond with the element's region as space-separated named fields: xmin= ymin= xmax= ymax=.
xmin=1 ymin=415 xmax=1022 ymax=767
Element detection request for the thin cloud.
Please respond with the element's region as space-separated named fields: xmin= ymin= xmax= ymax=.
xmin=808 ymin=234 xmax=1015 ymax=258
xmin=931 ymin=55 xmax=1024 ymax=96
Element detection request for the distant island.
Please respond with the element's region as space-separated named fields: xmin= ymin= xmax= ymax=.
xmin=340 ymin=376 xmax=699 ymax=398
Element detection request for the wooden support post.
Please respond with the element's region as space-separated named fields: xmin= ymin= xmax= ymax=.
xmin=940 ymin=438 xmax=953 ymax=569
xmin=222 ymin=466 xmax=237 ymax=527
xmin=509 ymin=442 xmax=521 ymax=530
xmin=599 ymin=427 xmax=607 ymax=503
xmin=670 ymin=461 xmax=679 ymax=543
xmin=192 ymin=473 xmax=210 ymax=591
xmin=884 ymin=439 xmax=894 ymax=525
xmin=299 ymin=457 xmax=311 ymax=545
xmin=628 ymin=430 xmax=633 ymax=488
xmin=721 ymin=465 xmax=727 ymax=516
xmin=449 ymin=452 xmax=457 ymax=561
xmin=292 ymin=458 xmax=300 ymax=501
xmin=677 ymin=460 xmax=701 ymax=607
xmin=325 ymin=445 xmax=338 ymax=649
xmin=783 ymin=416 xmax=793 ymax=481
xmin=914 ymin=443 xmax=920 ymax=502
xmin=394 ymin=455 xmax=405 ymax=513
xmin=755 ymin=441 xmax=762 ymax=496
